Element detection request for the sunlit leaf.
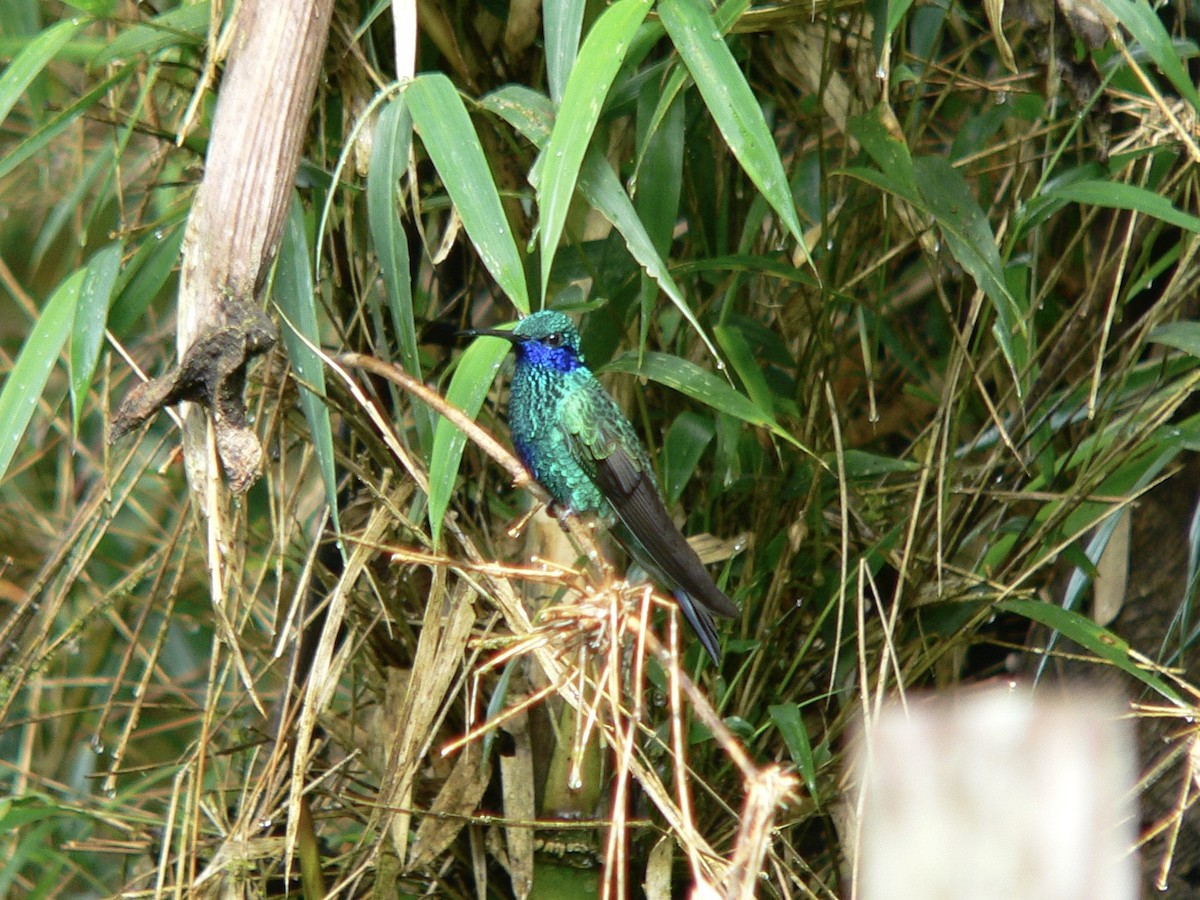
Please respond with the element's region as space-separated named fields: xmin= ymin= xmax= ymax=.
xmin=544 ymin=0 xmax=585 ymax=105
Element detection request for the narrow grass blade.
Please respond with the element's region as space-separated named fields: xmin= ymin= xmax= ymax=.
xmin=69 ymin=241 xmax=122 ymax=436
xmin=407 ymin=73 xmax=530 ymax=314
xmin=0 ymin=271 xmax=82 ymax=483
xmin=275 ymin=196 xmax=341 ymax=538
xmin=538 ymin=0 xmax=653 ymax=300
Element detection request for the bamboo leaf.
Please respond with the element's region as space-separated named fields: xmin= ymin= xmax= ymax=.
xmin=996 ymin=598 xmax=1182 ymax=705
xmin=69 ymin=241 xmax=122 ymax=436
xmin=539 ymin=0 xmax=653 ymax=299
xmin=604 ymin=350 xmax=801 ymax=447
xmin=276 ymin=196 xmax=341 ymax=538
xmin=407 ymin=73 xmax=530 ymax=314
xmin=0 ymin=272 xmax=81 ymax=483
xmin=428 ymin=338 xmax=513 ymax=545
xmin=367 ymin=94 xmax=433 ymax=450
xmin=544 ymin=0 xmax=585 ymax=105
xmin=1047 ymin=179 xmax=1200 ymax=234
xmin=0 ymin=18 xmax=83 ymax=128
xmin=1149 ymin=321 xmax=1200 ymax=358
xmin=89 ymin=2 xmax=210 ymax=68
xmin=1098 ymin=0 xmax=1200 ymax=112
xmin=659 ymin=0 xmax=806 ymax=250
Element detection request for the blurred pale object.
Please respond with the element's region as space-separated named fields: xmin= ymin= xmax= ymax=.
xmin=854 ymin=685 xmax=1138 ymax=900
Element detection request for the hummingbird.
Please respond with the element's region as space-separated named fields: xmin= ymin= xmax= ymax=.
xmin=464 ymin=310 xmax=739 ymax=664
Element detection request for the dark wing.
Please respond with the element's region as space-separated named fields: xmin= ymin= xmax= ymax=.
xmin=562 ymin=387 xmax=739 ymax=630
xmin=589 ymin=442 xmax=739 ymax=622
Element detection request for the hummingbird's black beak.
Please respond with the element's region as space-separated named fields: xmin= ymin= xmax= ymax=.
xmin=458 ymin=327 xmax=524 ymax=343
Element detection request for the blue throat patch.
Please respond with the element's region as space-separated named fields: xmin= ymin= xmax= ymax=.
xmin=518 ymin=340 xmax=582 ymax=374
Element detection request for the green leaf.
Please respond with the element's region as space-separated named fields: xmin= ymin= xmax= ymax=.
xmin=544 ymin=0 xmax=585 ymax=105
xmin=1046 ymin=179 xmax=1200 ymax=234
xmin=275 ymin=196 xmax=341 ymax=539
xmin=0 ymin=62 xmax=135 ymax=182
xmin=407 ymin=73 xmax=530 ymax=314
xmin=539 ymin=0 xmax=652 ymax=300
xmin=604 ymin=350 xmax=801 ymax=447
xmin=0 ymin=271 xmax=81 ymax=484
xmin=768 ymin=703 xmax=820 ymax=799
xmin=996 ymin=598 xmax=1182 ymax=705
xmin=578 ymin=148 xmax=721 ymax=361
xmin=1148 ymin=321 xmax=1200 ymax=357
xmin=89 ymin=2 xmax=211 ymax=68
xmin=32 ymin=141 xmax=117 ymax=271
xmin=1097 ymin=0 xmax=1200 ymax=112
xmin=60 ymin=0 xmax=117 ymax=13
xmin=428 ymin=337 xmax=513 ymax=545
xmin=714 ymin=324 xmax=774 ymax=418
xmin=659 ymin=0 xmax=806 ymax=251
xmin=483 ymin=84 xmax=724 ymax=362
xmin=69 ymin=241 xmax=122 ymax=436
xmin=367 ymin=94 xmax=433 ymax=450
xmin=108 ymin=220 xmax=185 ymax=335
xmin=912 ymin=156 xmax=1028 ymax=388
xmin=847 ymin=109 xmax=1027 ymax=380
xmin=481 ymin=84 xmax=554 ymax=146
xmin=0 ymin=18 xmax=83 ymax=128
xmin=847 ymin=105 xmax=919 ymax=201
xmin=838 ymin=450 xmax=921 ymax=478
xmin=662 ymin=410 xmax=715 ymax=506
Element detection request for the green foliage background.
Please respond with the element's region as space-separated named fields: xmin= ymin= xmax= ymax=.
xmin=2 ymin=0 xmax=1200 ymax=896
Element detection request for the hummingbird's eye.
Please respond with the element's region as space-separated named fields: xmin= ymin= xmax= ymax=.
xmin=544 ymin=332 xmax=564 ymax=348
